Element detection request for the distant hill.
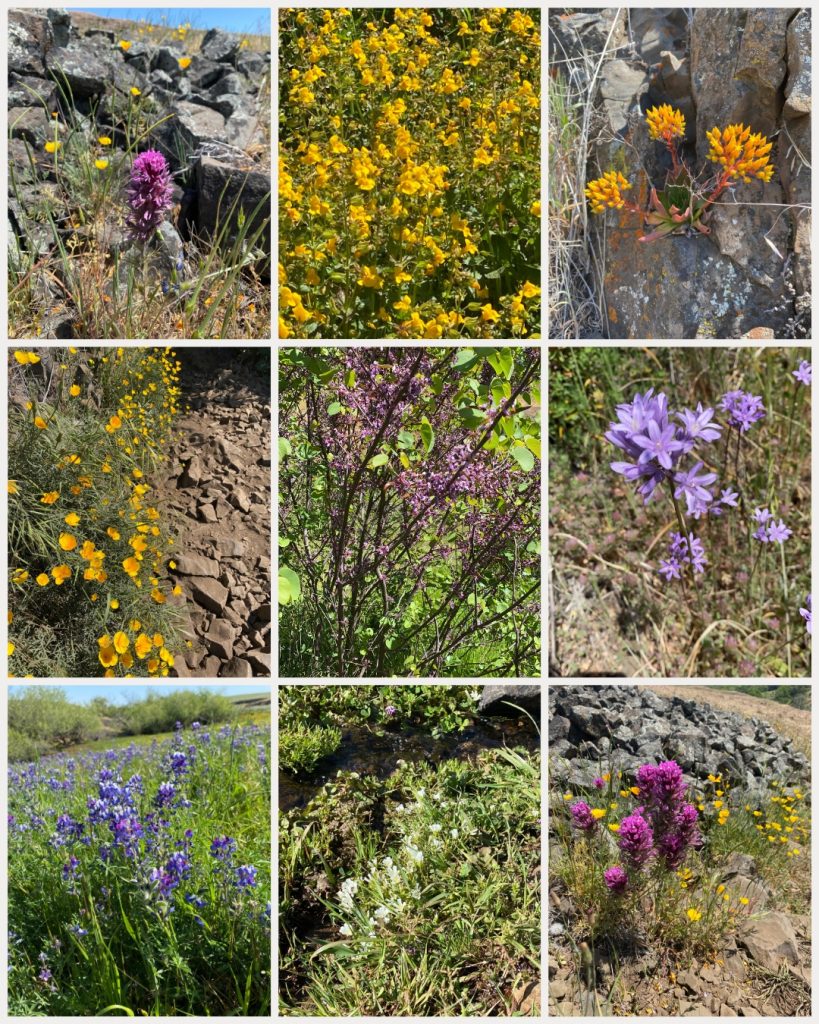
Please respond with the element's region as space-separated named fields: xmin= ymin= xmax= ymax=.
xmin=719 ymin=685 xmax=811 ymax=710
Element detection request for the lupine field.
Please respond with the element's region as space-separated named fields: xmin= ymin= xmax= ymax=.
xmin=8 ymin=706 xmax=271 ymax=1015
xmin=279 ymin=7 xmax=541 ymax=339
xmin=549 ymin=348 xmax=811 ymax=677
xmin=279 ymin=345 xmax=541 ymax=677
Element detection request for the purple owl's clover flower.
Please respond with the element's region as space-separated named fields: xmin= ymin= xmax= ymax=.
xmin=569 ymin=801 xmax=597 ymax=833
xmin=617 ymin=812 xmax=654 ymax=869
xmin=125 ymin=149 xmax=174 ymax=242
xmin=603 ymin=865 xmax=629 ymax=894
xmin=800 ymin=594 xmax=812 ymax=637
xmin=793 ymin=360 xmax=812 ymax=386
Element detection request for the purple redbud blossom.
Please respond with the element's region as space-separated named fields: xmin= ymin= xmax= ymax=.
xmin=793 ymin=360 xmax=811 ymax=386
xmin=603 ymin=866 xmax=629 ymax=894
xmin=126 ymin=150 xmax=174 ymax=242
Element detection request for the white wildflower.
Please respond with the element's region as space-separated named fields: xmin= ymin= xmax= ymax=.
xmin=339 ymin=923 xmax=353 ymax=937
xmin=373 ymin=905 xmax=390 ymax=924
xmin=428 ymin=823 xmax=442 ymax=834
xmin=450 ymin=828 xmax=459 ymax=838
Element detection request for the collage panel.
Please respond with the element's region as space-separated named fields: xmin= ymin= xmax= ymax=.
xmin=278 ymin=6 xmax=541 ymax=341
xmin=8 ymin=6 xmax=271 ymax=341
xmin=279 ymin=682 xmax=541 ymax=1016
xmin=278 ymin=345 xmax=541 ymax=679
xmin=7 ymin=682 xmax=272 ymax=1015
xmin=8 ymin=345 xmax=271 ymax=679
xmin=548 ymin=345 xmax=811 ymax=678
xmin=548 ymin=6 xmax=810 ymax=340
xmin=548 ymin=683 xmax=811 ymax=1017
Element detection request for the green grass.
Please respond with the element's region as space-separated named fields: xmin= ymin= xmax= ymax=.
xmin=8 ymin=721 xmax=271 ymax=1015
xmin=280 ymin=722 xmax=342 ymax=776
xmin=280 ymin=746 xmax=540 ymax=1015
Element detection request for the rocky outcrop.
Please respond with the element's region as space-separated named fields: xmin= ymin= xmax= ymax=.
xmin=157 ymin=351 xmax=271 ymax=678
xmin=7 ymin=8 xmax=271 ymax=333
xmin=557 ymin=7 xmax=812 ymax=338
xmin=549 ymin=685 xmax=809 ymax=791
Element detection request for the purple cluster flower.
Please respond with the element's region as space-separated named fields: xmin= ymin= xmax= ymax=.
xmin=800 ymin=594 xmax=812 ymax=637
xmin=752 ymin=508 xmax=792 ymax=544
xmin=384 ymin=705 xmax=398 ymax=717
xmin=658 ymin=531 xmax=707 ymax=581
xmin=617 ymin=813 xmax=654 ymax=868
xmin=210 ymin=835 xmax=237 ymax=863
xmin=793 ymin=360 xmax=811 ymax=386
xmin=603 ymin=865 xmax=628 ymax=894
xmin=593 ymin=776 xmax=605 ymax=790
xmin=721 ymin=390 xmax=766 ymax=433
xmin=235 ymin=864 xmax=258 ymax=889
xmin=606 ymin=389 xmax=724 ymax=514
xmin=636 ymin=761 xmax=687 ymax=807
xmin=634 ymin=760 xmax=701 ymax=869
xmin=125 ymin=149 xmax=174 ymax=242
xmin=569 ymin=801 xmax=597 ymax=833
xmin=150 ymin=851 xmax=191 ymax=899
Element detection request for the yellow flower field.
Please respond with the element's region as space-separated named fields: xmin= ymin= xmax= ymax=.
xmin=8 ymin=348 xmax=185 ymax=678
xmin=279 ymin=7 xmax=541 ymax=339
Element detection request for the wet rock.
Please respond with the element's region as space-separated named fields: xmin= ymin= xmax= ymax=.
xmin=478 ymin=684 xmax=540 ymax=715
xmin=174 ymin=553 xmax=220 ymax=578
xmin=187 ymin=576 xmax=230 ymax=615
xmin=738 ymin=912 xmax=800 ymax=969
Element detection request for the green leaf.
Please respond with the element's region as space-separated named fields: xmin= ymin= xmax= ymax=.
xmin=397 ymin=430 xmax=416 ymax=450
xmin=459 ymin=406 xmax=485 ymax=429
xmin=510 ymin=446 xmax=535 ymax=472
xmin=486 ymin=348 xmax=513 ymax=380
xmin=279 ymin=566 xmax=301 ymax=605
xmin=453 ymin=348 xmax=478 ymax=370
xmin=367 ymin=452 xmax=389 ymax=469
xmin=524 ymin=436 xmax=541 ymax=459
xmin=279 ymin=537 xmax=291 ymax=548
xmin=278 ymin=437 xmax=292 ymax=461
xmin=345 ymin=368 xmax=356 ymax=388
xmin=327 ymin=401 xmax=343 ymax=416
xmin=420 ymin=416 xmax=435 ymax=453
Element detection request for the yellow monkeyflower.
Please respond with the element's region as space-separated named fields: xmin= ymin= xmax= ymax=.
xmin=646 ymin=103 xmax=686 ymax=143
xmin=585 ymin=170 xmax=632 ymax=214
xmin=686 ymin=908 xmax=702 ymax=922
xmin=519 ymin=281 xmax=541 ymax=299
xmin=95 ymin=158 xmax=109 ymax=170
xmin=480 ymin=303 xmax=500 ymax=323
xmin=357 ymin=266 xmax=384 ymax=289
xmin=178 ymin=57 xmax=192 ymax=69
xmin=8 ymin=642 xmax=15 ymax=657
xmin=530 ymin=199 xmax=541 ymax=216
xmin=706 ymin=124 xmax=774 ymax=183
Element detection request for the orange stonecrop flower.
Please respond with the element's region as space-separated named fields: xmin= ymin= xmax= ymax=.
xmin=706 ymin=124 xmax=774 ymax=183
xmin=585 ymin=171 xmax=631 ymax=214
xmin=646 ymin=104 xmax=686 ymax=143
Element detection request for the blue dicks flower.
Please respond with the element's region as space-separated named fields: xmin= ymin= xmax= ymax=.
xmin=720 ymin=390 xmax=766 ymax=433
xmin=235 ymin=864 xmax=258 ymax=888
xmin=800 ymin=594 xmax=812 ymax=637
xmin=633 ymin=419 xmax=686 ymax=471
xmin=719 ymin=488 xmax=739 ymax=507
xmin=765 ymin=519 xmax=792 ymax=543
xmin=752 ymin=509 xmax=791 ymax=543
xmin=673 ymin=461 xmax=717 ymax=516
xmin=677 ymin=404 xmax=722 ymax=447
xmin=793 ymin=360 xmax=811 ymax=386
xmin=657 ymin=532 xmax=707 ymax=580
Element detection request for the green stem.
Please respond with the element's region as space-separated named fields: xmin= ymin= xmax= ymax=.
xmin=779 ymin=541 xmax=792 ymax=677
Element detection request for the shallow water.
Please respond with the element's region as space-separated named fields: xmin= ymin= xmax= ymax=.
xmin=279 ymin=712 xmax=539 ymax=812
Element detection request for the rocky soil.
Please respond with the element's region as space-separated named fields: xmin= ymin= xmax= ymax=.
xmin=8 ymin=8 xmax=270 ymax=336
xmin=158 ymin=350 xmax=271 ymax=678
xmin=551 ymin=8 xmax=811 ymax=338
xmin=549 ymin=685 xmax=811 ymax=1016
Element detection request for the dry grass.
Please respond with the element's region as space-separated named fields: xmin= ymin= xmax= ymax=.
xmin=70 ymin=10 xmax=271 ymax=52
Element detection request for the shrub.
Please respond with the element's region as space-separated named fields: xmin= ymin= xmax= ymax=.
xmin=8 ymin=347 xmax=185 ymax=677
xmin=280 ymin=723 xmax=343 ymax=776
xmin=8 ymin=687 xmax=100 ymax=755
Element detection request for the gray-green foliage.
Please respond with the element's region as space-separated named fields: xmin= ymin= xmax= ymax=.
xmin=120 ymin=689 xmax=238 ymax=734
xmin=9 ymin=687 xmax=100 ymax=756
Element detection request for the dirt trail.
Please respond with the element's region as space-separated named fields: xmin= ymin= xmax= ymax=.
xmin=642 ymin=685 xmax=811 ymax=755
xmin=156 ymin=351 xmax=271 ymax=677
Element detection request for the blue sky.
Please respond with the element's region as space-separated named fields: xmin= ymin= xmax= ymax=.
xmin=72 ymin=8 xmax=270 ymax=35
xmin=9 ymin=684 xmax=268 ymax=706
